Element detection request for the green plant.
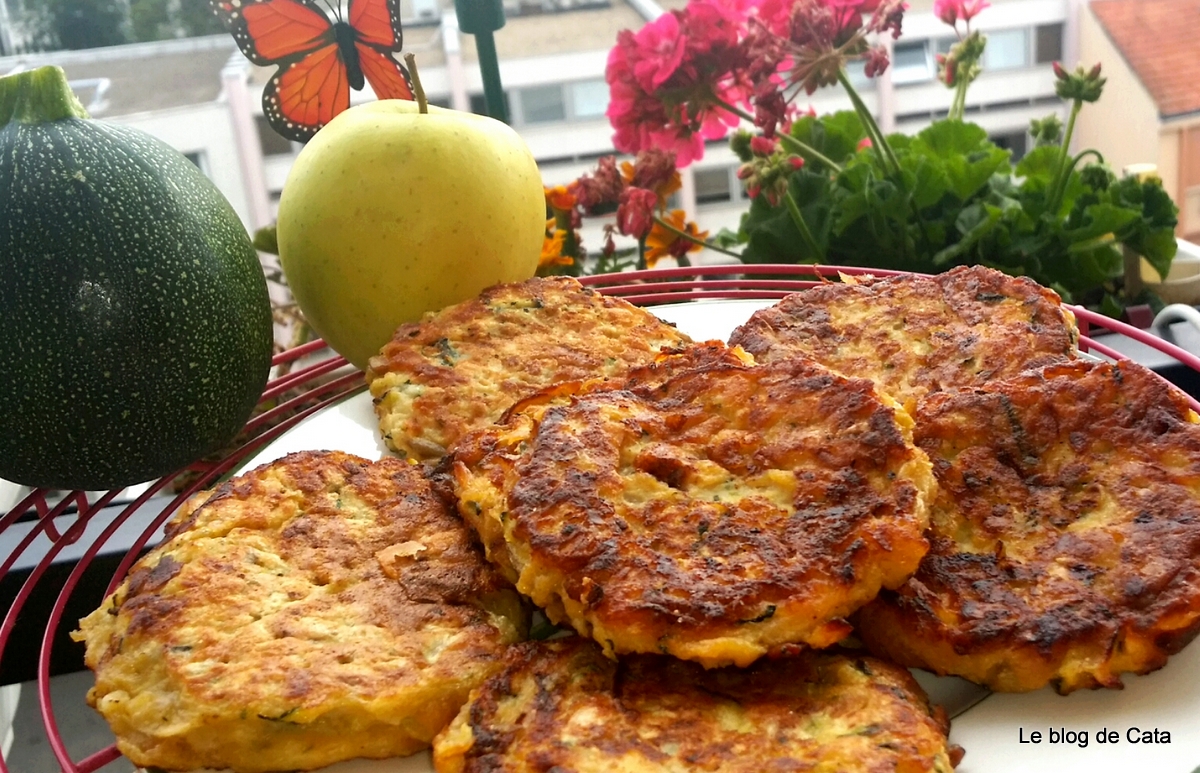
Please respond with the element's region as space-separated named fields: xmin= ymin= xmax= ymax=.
xmin=736 ymin=93 xmax=1178 ymax=310
xmin=546 ymin=0 xmax=1178 ymax=314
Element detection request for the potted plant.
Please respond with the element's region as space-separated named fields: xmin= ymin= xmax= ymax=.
xmin=539 ymin=0 xmax=1179 ymax=316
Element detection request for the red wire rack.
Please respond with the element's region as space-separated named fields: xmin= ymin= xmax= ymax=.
xmin=2 ymin=264 xmax=1198 ymax=773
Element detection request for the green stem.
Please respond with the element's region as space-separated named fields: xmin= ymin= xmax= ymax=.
xmin=404 ymin=54 xmax=428 ymax=114
xmin=0 ymin=66 xmax=89 ymax=127
xmin=1046 ymin=100 xmax=1082 ymax=216
xmin=636 ymin=237 xmax=647 ymax=271
xmin=777 ymin=133 xmax=844 ymax=174
xmin=784 ymin=190 xmax=825 ymax=262
xmin=838 ymin=70 xmax=901 ymax=177
xmin=1073 ymin=149 xmax=1105 ymax=166
xmin=837 ymin=70 xmax=928 ymax=261
xmin=713 ymin=97 xmax=843 ymax=173
xmin=949 ymin=76 xmax=969 ymax=121
xmin=651 ymin=215 xmax=743 ymax=260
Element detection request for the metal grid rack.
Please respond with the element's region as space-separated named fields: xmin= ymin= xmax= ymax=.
xmin=3 ymin=263 xmax=1199 ymax=773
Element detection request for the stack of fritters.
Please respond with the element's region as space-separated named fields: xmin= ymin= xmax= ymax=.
xmin=74 ymin=451 xmax=526 ymax=773
xmin=433 ymin=637 xmax=963 ymax=773
xmin=366 ymin=276 xmax=692 ymax=461
xmin=75 ymin=266 xmax=1200 ymax=773
xmin=730 ymin=265 xmax=1200 ymax=696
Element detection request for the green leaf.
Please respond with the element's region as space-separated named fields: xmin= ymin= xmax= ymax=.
xmin=252 ymin=225 xmax=278 ymax=254
xmin=740 ymin=168 xmax=832 ymax=264
xmin=903 ymin=153 xmax=951 ymax=210
xmin=1015 ymin=145 xmax=1062 ymax=185
xmin=1098 ymin=292 xmax=1125 ymax=319
xmin=1109 ymin=175 xmax=1179 ymax=279
xmin=932 ymin=203 xmax=1001 ymax=266
xmin=1062 ymin=203 xmax=1140 ymax=245
xmin=910 ymin=121 xmax=1010 ymax=202
xmin=788 ymin=111 xmax=869 ymax=171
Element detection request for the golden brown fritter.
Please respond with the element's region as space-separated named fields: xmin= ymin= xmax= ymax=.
xmin=449 ymin=357 xmax=935 ymax=668
xmin=857 ymin=360 xmax=1200 ymax=694
xmin=728 ymin=265 xmax=1079 ymax=411
xmin=366 ymin=276 xmax=692 ymax=461
xmin=73 ymin=451 xmax=527 ymax=773
xmin=433 ymin=637 xmax=963 ymax=773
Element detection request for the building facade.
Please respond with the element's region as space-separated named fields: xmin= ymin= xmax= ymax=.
xmin=0 ymin=0 xmax=1077 ymax=256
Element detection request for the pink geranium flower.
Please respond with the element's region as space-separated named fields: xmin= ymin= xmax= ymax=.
xmin=934 ymin=0 xmax=989 ymax=26
xmin=606 ymin=0 xmax=756 ymax=165
xmin=630 ymin=12 xmax=687 ymax=92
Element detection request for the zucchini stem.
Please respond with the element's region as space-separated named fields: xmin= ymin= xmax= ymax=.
xmin=0 ymin=66 xmax=89 ymax=127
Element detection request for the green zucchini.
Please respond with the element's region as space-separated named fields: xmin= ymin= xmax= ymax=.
xmin=0 ymin=66 xmax=273 ymax=491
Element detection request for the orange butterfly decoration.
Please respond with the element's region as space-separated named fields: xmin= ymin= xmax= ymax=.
xmin=211 ymin=0 xmax=415 ymax=142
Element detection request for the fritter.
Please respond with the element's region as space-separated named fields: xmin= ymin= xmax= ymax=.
xmin=857 ymin=360 xmax=1200 ymax=693
xmin=73 ymin=451 xmax=527 ymax=773
xmin=728 ymin=265 xmax=1079 ymax=410
xmin=366 ymin=276 xmax=692 ymax=461
xmin=433 ymin=637 xmax=963 ymax=773
xmin=449 ymin=357 xmax=935 ymax=668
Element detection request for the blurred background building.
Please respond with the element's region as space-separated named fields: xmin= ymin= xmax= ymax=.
xmin=0 ymin=0 xmax=1095 ymax=245
xmin=0 ymin=0 xmax=1193 ymax=246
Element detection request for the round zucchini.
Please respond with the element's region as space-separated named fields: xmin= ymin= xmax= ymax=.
xmin=0 ymin=66 xmax=274 ymax=491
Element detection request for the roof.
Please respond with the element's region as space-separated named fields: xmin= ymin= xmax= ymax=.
xmin=1090 ymin=0 xmax=1200 ymax=119
xmin=0 ymin=36 xmax=237 ymax=117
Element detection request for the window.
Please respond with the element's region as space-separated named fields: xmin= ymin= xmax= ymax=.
xmin=469 ymin=92 xmax=511 ymax=117
xmin=844 ymin=59 xmax=874 ymax=90
xmin=1035 ymin=23 xmax=1063 ymax=64
xmin=570 ymin=80 xmax=609 ymax=119
xmin=256 ymin=115 xmax=293 ymax=156
xmin=519 ymin=84 xmax=566 ymax=123
xmin=991 ymin=130 xmax=1028 ymax=162
xmin=891 ymin=41 xmax=932 ymax=84
xmin=694 ymin=167 xmax=733 ymax=205
xmin=984 ymin=29 xmax=1028 ymax=71
xmin=183 ymin=151 xmax=209 ymax=177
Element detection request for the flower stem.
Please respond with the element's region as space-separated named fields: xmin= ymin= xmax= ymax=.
xmin=838 ymin=69 xmax=901 ymax=176
xmin=651 ymin=215 xmax=744 ymax=260
xmin=784 ymin=190 xmax=825 ymax=262
xmin=713 ymin=97 xmax=843 ymax=173
xmin=777 ymin=133 xmax=844 ymax=174
xmin=1046 ymin=99 xmax=1082 ymax=217
xmin=404 ymin=53 xmax=428 ymax=114
xmin=949 ymin=76 xmax=969 ymax=121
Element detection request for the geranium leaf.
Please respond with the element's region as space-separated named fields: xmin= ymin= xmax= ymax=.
xmin=788 ymin=111 xmax=868 ymax=171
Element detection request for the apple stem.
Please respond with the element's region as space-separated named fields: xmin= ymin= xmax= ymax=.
xmin=405 ymin=53 xmax=428 ymax=114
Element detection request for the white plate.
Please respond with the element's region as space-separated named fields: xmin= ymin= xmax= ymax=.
xmin=238 ymin=299 xmax=1200 ymax=773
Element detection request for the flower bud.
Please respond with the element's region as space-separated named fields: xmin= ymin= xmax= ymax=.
xmin=750 ymin=135 xmax=779 ymax=156
xmin=730 ymin=129 xmax=755 ymax=162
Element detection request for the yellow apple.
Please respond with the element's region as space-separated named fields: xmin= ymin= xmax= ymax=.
xmin=276 ymin=100 xmax=545 ymax=370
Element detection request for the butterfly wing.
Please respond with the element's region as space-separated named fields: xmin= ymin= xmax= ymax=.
xmin=355 ymin=44 xmax=415 ymax=100
xmin=211 ymin=0 xmax=354 ymax=142
xmin=348 ymin=0 xmax=415 ymax=101
xmin=210 ymin=0 xmax=332 ymax=65
xmin=264 ymin=44 xmax=352 ymax=142
xmin=348 ymin=0 xmax=403 ymax=49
